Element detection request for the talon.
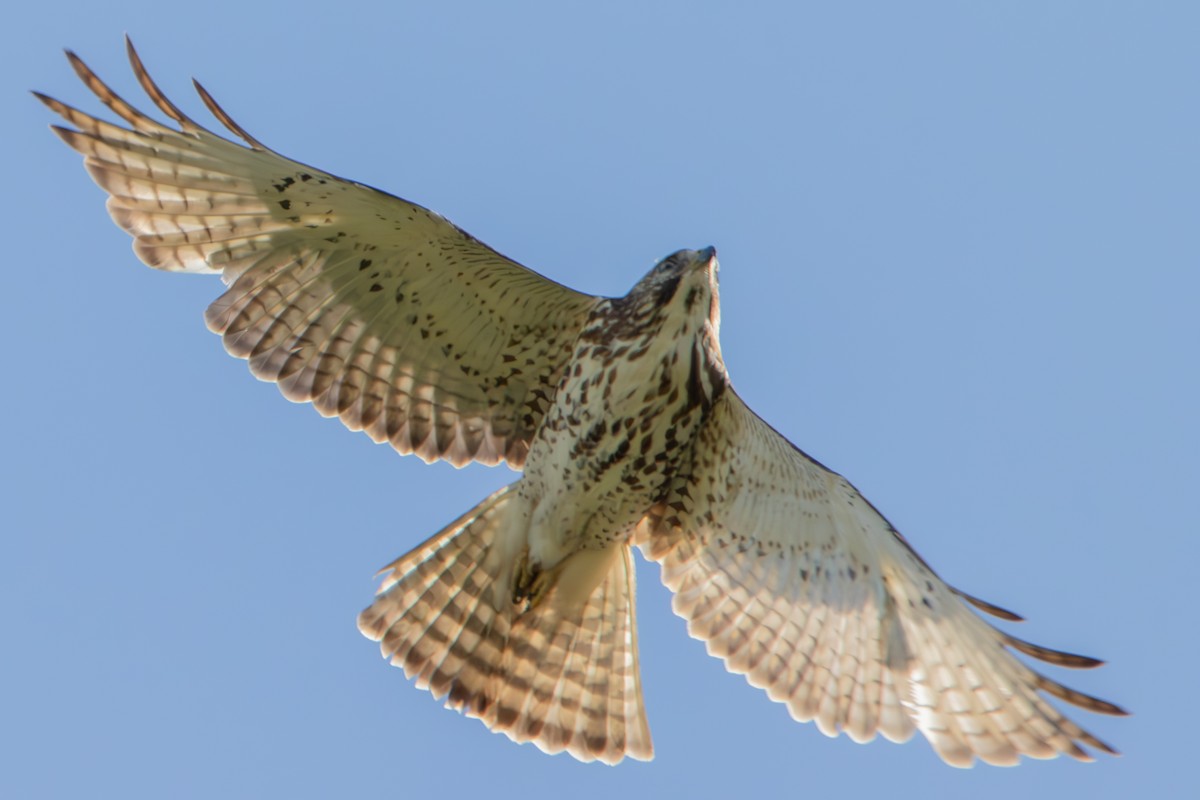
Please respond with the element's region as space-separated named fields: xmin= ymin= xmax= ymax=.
xmin=525 ymin=561 xmax=565 ymax=611
xmin=512 ymin=545 xmax=537 ymax=605
xmin=511 ymin=547 xmax=569 ymax=612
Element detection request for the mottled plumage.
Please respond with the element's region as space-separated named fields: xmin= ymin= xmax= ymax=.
xmin=41 ymin=40 xmax=1126 ymax=767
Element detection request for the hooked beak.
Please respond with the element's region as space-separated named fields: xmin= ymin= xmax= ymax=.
xmin=692 ymin=245 xmax=718 ymax=274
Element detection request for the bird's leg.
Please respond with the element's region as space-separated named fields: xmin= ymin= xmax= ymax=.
xmin=525 ymin=561 xmax=566 ymax=611
xmin=511 ymin=546 xmax=565 ymax=612
xmin=512 ymin=544 xmax=538 ymax=606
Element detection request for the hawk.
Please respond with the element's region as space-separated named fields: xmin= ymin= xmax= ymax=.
xmin=40 ymin=40 xmax=1126 ymax=767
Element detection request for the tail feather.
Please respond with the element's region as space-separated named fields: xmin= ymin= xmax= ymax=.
xmin=358 ymin=485 xmax=652 ymax=764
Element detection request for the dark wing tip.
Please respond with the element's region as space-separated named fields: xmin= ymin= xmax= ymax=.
xmin=63 ymin=47 xmax=86 ymax=76
xmin=123 ymin=35 xmax=203 ymax=133
xmin=61 ymin=45 xmax=164 ymax=133
xmin=952 ymin=587 xmax=1025 ymax=621
xmin=1006 ymin=633 xmax=1106 ymax=669
xmin=1080 ymin=729 xmax=1123 ymax=757
xmin=192 ymin=78 xmax=266 ymax=150
xmin=46 ymin=124 xmax=79 ymax=146
xmin=1035 ymin=674 xmax=1130 ymax=717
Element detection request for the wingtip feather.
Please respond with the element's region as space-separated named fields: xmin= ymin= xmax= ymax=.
xmin=192 ymin=78 xmax=267 ymax=150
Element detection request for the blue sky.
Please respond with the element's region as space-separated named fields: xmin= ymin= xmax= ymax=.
xmin=4 ymin=2 xmax=1196 ymax=797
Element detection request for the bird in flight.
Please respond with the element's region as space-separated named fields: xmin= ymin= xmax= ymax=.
xmin=39 ymin=39 xmax=1126 ymax=767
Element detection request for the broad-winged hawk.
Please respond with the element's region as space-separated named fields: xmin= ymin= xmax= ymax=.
xmin=39 ymin=40 xmax=1126 ymax=767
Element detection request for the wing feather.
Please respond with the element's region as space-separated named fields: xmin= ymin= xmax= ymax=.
xmin=41 ymin=41 xmax=598 ymax=468
xmin=639 ymin=389 xmax=1125 ymax=766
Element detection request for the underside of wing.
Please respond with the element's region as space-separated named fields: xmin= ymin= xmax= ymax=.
xmin=638 ymin=389 xmax=1127 ymax=766
xmin=39 ymin=39 xmax=598 ymax=468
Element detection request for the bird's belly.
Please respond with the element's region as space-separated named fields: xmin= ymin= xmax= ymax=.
xmin=521 ymin=347 xmax=704 ymax=568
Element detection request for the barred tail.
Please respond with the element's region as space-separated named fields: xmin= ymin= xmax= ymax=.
xmin=357 ymin=485 xmax=652 ymax=764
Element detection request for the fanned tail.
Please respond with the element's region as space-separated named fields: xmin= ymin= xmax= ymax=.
xmin=357 ymin=485 xmax=652 ymax=764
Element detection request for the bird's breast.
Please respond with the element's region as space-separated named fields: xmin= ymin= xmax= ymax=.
xmin=521 ymin=330 xmax=712 ymax=562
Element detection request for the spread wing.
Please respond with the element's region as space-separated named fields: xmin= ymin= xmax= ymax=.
xmin=38 ymin=40 xmax=597 ymax=468
xmin=638 ymin=389 xmax=1126 ymax=766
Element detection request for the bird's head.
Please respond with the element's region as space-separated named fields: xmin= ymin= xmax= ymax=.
xmin=629 ymin=246 xmax=721 ymax=335
xmin=585 ymin=247 xmax=725 ymax=378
